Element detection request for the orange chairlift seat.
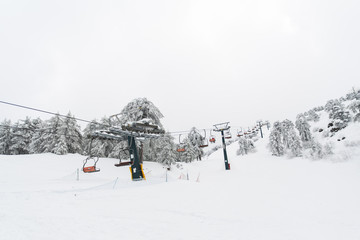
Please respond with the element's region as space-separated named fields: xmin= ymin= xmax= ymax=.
xmin=177 ymin=134 xmax=186 ymax=152
xmin=177 ymin=147 xmax=186 ymax=152
xmin=83 ymin=156 xmax=100 ymax=173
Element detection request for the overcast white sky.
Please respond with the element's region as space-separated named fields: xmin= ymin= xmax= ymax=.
xmin=1 ymin=0 xmax=359 ymax=133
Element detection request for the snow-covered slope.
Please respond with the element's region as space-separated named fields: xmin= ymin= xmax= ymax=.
xmin=1 ymin=124 xmax=360 ymax=240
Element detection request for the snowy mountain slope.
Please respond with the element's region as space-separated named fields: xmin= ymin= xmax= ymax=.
xmin=1 ymin=124 xmax=360 ymax=240
xmin=301 ymin=100 xmax=360 ymax=162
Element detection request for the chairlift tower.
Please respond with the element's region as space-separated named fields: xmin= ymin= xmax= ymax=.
xmin=213 ymin=122 xmax=231 ymax=170
xmin=90 ymin=118 xmax=164 ymax=181
xmin=257 ymin=120 xmax=264 ymax=138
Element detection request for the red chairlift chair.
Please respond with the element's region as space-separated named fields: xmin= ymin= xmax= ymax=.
xmin=83 ymin=156 xmax=100 ymax=173
xmin=209 ymin=130 xmax=216 ymax=143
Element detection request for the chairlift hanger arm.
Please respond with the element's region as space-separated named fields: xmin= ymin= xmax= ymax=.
xmin=213 ymin=122 xmax=230 ymax=131
xmin=213 ymin=126 xmax=230 ymax=132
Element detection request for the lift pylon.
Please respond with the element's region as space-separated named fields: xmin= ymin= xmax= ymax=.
xmin=213 ymin=122 xmax=231 ymax=170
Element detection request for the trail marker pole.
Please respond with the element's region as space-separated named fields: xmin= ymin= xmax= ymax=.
xmin=76 ymin=168 xmax=79 ymax=181
xmin=213 ymin=122 xmax=231 ymax=170
xmin=113 ymin=177 xmax=119 ymax=189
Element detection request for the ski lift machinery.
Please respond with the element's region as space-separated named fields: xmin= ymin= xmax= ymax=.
xmin=88 ymin=114 xmax=165 ymax=181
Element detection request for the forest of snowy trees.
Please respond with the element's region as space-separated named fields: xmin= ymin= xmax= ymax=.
xmin=0 ymin=113 xmax=82 ymax=156
xmin=1 ymin=88 xmax=360 ymax=165
xmin=0 ymin=98 xmax=206 ymax=166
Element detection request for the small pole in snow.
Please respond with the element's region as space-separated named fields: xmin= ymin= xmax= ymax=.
xmin=113 ymin=177 xmax=119 ymax=189
xmin=187 ymin=172 xmax=189 ymax=181
xmin=166 ymin=169 xmax=168 ymax=182
xmin=76 ymin=168 xmax=79 ymax=181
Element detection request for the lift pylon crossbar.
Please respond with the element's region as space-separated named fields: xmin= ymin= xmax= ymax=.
xmin=213 ymin=122 xmax=230 ymax=132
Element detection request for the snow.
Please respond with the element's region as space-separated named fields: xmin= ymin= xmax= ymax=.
xmin=1 ymin=127 xmax=360 ymax=239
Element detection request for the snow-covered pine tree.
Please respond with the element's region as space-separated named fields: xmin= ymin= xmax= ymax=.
xmin=269 ymin=120 xmax=302 ymax=157
xmin=29 ymin=118 xmax=46 ymax=154
xmin=141 ymin=139 xmax=155 ymax=162
xmin=152 ymin=133 xmax=177 ymax=167
xmin=186 ymin=127 xmax=204 ymax=160
xmin=313 ymin=106 xmax=324 ymax=112
xmin=53 ymin=135 xmax=68 ymax=155
xmin=9 ymin=117 xmax=40 ymax=155
xmin=325 ymin=99 xmax=351 ymax=131
xmin=348 ymin=100 xmax=360 ymax=122
xmin=108 ymin=97 xmax=168 ymax=161
xmin=295 ymin=114 xmax=312 ymax=148
xmin=269 ymin=121 xmax=284 ymax=156
xmin=84 ymin=117 xmax=115 ymax=157
xmin=118 ymin=98 xmax=164 ymax=128
xmin=59 ymin=112 xmax=82 ymax=154
xmin=305 ymin=109 xmax=320 ymax=122
xmin=39 ymin=114 xmax=62 ymax=153
xmin=51 ymin=112 xmax=79 ymax=155
xmin=82 ymin=119 xmax=99 ymax=155
xmin=177 ymin=137 xmax=198 ymax=163
xmin=237 ymin=137 xmax=255 ymax=155
xmin=309 ymin=139 xmax=323 ymax=159
xmin=0 ymin=119 xmax=13 ymax=155
xmin=281 ymin=119 xmax=302 ymax=157
xmin=345 ymin=87 xmax=360 ymax=101
xmin=4 ymin=117 xmax=44 ymax=155
xmin=108 ymin=141 xmax=129 ymax=160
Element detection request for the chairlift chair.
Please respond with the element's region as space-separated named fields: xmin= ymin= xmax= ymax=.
xmin=209 ymin=130 xmax=216 ymax=143
xmin=115 ymin=141 xmax=134 ymax=167
xmin=199 ymin=129 xmax=209 ymax=148
xmin=224 ymin=129 xmax=232 ymax=139
xmin=115 ymin=160 xmax=133 ymax=167
xmin=177 ymin=134 xmax=186 ymax=152
xmin=237 ymin=128 xmax=243 ymax=137
xmin=177 ymin=147 xmax=186 ymax=152
xmin=83 ymin=156 xmax=100 ymax=173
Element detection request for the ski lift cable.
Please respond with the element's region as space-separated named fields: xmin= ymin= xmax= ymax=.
xmin=0 ymin=100 xmax=109 ymax=128
xmin=0 ymin=100 xmax=193 ymax=135
xmin=0 ymin=100 xmax=252 ymax=137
